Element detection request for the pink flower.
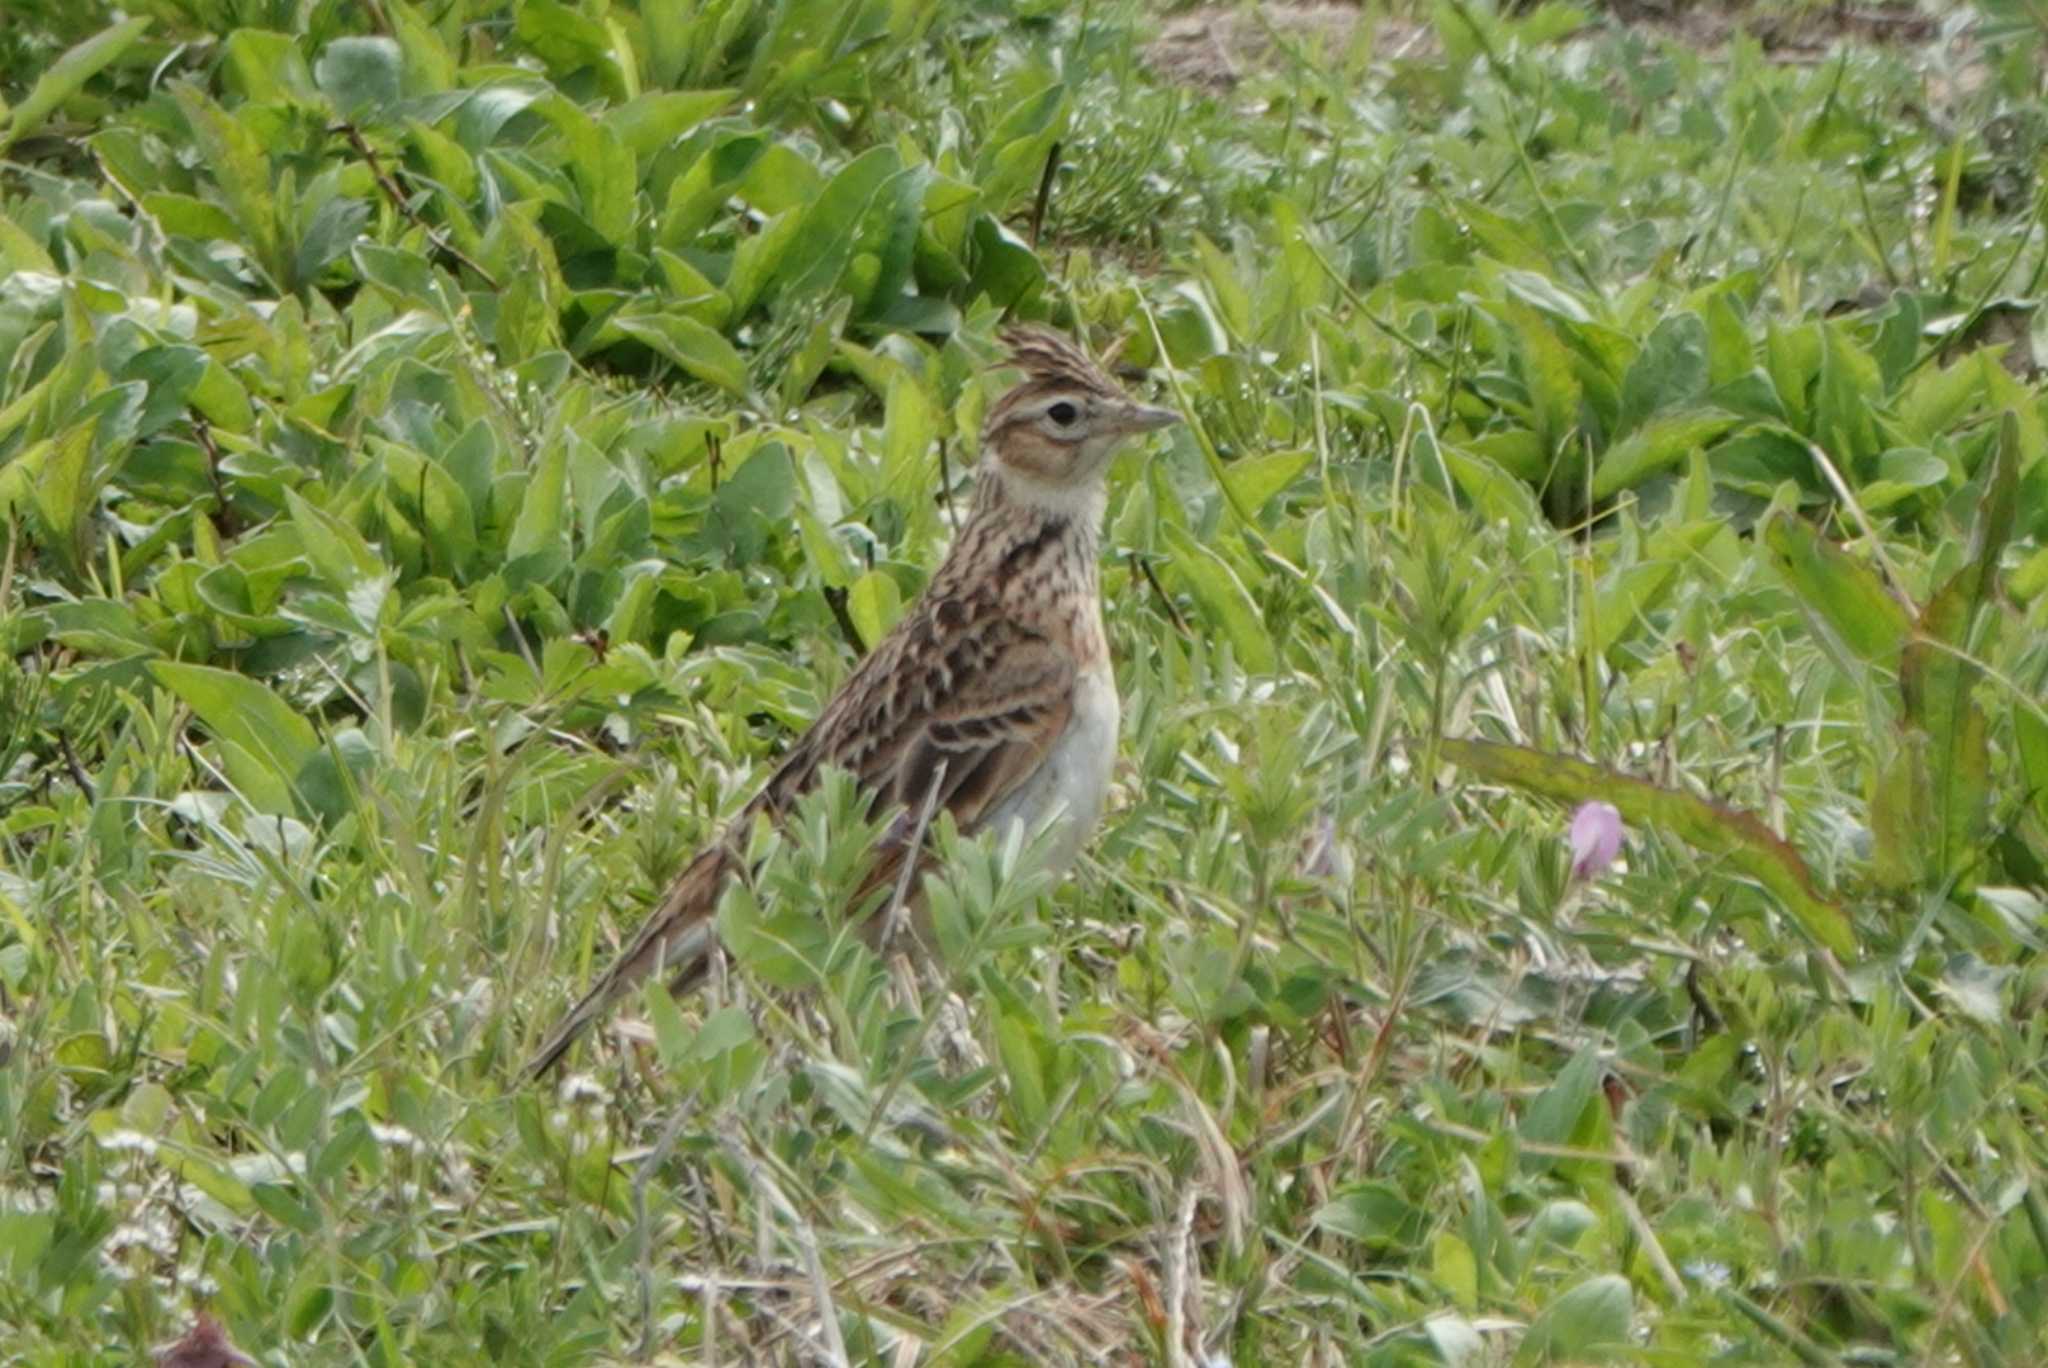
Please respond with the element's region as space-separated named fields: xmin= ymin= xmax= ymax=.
xmin=1569 ymin=801 xmax=1624 ymax=881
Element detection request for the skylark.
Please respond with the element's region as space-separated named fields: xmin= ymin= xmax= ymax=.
xmin=524 ymin=326 xmax=1179 ymax=1078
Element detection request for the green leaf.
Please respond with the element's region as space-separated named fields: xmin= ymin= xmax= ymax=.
xmin=604 ymin=89 xmax=735 ymax=160
xmin=1500 ymin=298 xmax=1581 ymax=457
xmin=1761 ymin=512 xmax=1911 ymax=675
xmin=1617 ymin=311 xmax=1710 ymax=434
xmin=1496 ymin=267 xmax=1596 ymax=326
xmin=1224 ymin=449 xmax=1313 ymax=518
xmin=966 ymin=214 xmax=1044 ymax=311
xmin=0 ymin=16 xmax=152 ymax=154
xmin=150 ymin=662 xmax=320 ymax=817
xmin=505 ymin=435 xmax=571 ymax=589
xmin=1439 ymin=738 xmax=1854 ymax=958
xmin=846 ymin=569 xmax=902 ymax=650
xmin=717 ymin=879 xmax=834 ymax=991
xmin=610 ymin=311 xmax=750 ymax=396
xmin=314 ymin=37 xmax=403 ymax=120
xmin=659 ymin=131 xmax=769 ymax=246
xmin=294 ymin=197 xmax=370 ymax=288
xmin=220 ymin=29 xmax=316 ymax=104
xmin=516 ymin=0 xmax=631 ymax=98
xmin=1896 ymin=419 xmax=2008 ymax=886
xmin=1591 ymin=519 xmax=1722 ymax=663
xmin=975 ymin=82 xmax=1066 ymax=211
xmin=1446 ymin=444 xmax=1546 ymax=525
xmin=1163 ymin=527 xmax=1275 ymax=674
xmin=171 ymin=84 xmax=284 ymax=286
xmin=29 ymin=421 xmax=98 ymax=581
xmin=286 ymin=489 xmax=383 ymax=595
xmin=531 ymin=93 xmax=637 ymax=243
xmin=783 ymin=146 xmax=905 ymax=305
xmin=1591 ymin=409 xmax=1740 ymax=499
xmin=1519 ymin=1046 xmax=1601 ymax=1153
xmin=1517 ymin=1275 xmax=1633 ymax=1365
xmin=2016 ymin=701 xmax=2048 ymax=828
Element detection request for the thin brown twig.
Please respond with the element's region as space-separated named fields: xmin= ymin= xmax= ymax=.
xmin=819 ymin=586 xmax=866 ymax=654
xmin=333 ymin=121 xmax=500 ymax=288
xmin=1131 ymin=552 xmax=1189 ymax=636
xmin=58 ymin=732 xmax=96 ymax=803
xmin=1028 ymin=139 xmax=1062 ymax=249
xmin=937 ymin=438 xmax=959 ymax=535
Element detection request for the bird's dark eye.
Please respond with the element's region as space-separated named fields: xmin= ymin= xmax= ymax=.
xmin=1046 ymin=401 xmax=1079 ymax=426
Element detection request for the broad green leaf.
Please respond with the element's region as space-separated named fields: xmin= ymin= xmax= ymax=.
xmin=1224 ymin=449 xmax=1312 ymax=518
xmin=1591 ymin=519 xmax=1721 ymax=663
xmin=966 ymin=215 xmax=1044 ymax=312
xmin=610 ymin=311 xmax=749 ymax=396
xmin=1517 ymin=1275 xmax=1633 ymax=1365
xmin=1313 ymin=1183 xmax=1420 ymax=1247
xmin=717 ymin=879 xmax=835 ymax=991
xmin=778 ymin=295 xmax=848 ymax=410
xmin=171 ymin=84 xmax=283 ymax=285
xmin=515 ymin=0 xmax=629 ymax=98
xmin=881 ymin=370 xmax=939 ymax=507
xmin=1446 ymin=444 xmax=1545 ymax=526
xmin=1496 ymin=267 xmax=1596 ymax=326
xmin=660 ymin=132 xmax=768 ymax=245
xmin=531 ymin=94 xmax=636 ymax=243
xmin=1164 ymin=527 xmax=1274 ymax=674
xmin=975 ymin=82 xmax=1066 ymax=211
xmin=286 ymin=489 xmax=383 ymax=594
xmin=2016 ymin=701 xmax=2048 ymax=828
xmin=1499 ymin=299 xmax=1581 ymax=457
xmin=846 ymin=569 xmax=902 ymax=650
xmin=1899 ymin=351 xmax=1993 ymax=443
xmin=1617 ymin=311 xmax=1710 ymax=434
xmin=1761 ymin=512 xmax=1911 ymax=675
xmin=604 ymin=89 xmax=735 ymax=160
xmin=781 ymin=147 xmax=905 ymax=305
xmin=28 ymin=421 xmax=98 ymax=581
xmin=1439 ymin=739 xmax=1854 ymax=957
xmin=1812 ymin=322 xmax=1887 ymax=473
xmin=505 ymin=435 xmax=571 ymax=589
xmin=1519 ymin=1046 xmax=1601 ymax=1150
xmin=1192 ymin=233 xmax=1252 ymax=338
xmin=354 ymin=242 xmax=445 ymax=310
xmin=150 ymin=662 xmax=320 ymax=817
xmin=314 ymin=37 xmax=403 ymax=119
xmin=1464 ymin=429 xmax=1547 ymax=482
xmin=1885 ymin=408 xmax=2012 ymax=877
xmin=992 ymin=1009 xmax=1048 ymax=1130
xmin=1432 ymin=1233 xmax=1479 ymax=1310
xmin=1456 ymin=199 xmax=1552 ymax=273
xmin=220 ymin=29 xmax=316 ymax=103
xmin=0 ymin=16 xmax=152 ymax=154
xmin=294 ymin=197 xmax=370 ymax=290
xmin=1857 ymin=446 xmax=1951 ymax=513
xmin=1591 ymin=409 xmax=1740 ymax=499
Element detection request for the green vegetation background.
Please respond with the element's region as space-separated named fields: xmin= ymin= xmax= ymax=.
xmin=4 ymin=0 xmax=2048 ymax=1361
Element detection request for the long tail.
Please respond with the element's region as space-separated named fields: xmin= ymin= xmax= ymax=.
xmin=522 ymin=844 xmax=734 ymax=1080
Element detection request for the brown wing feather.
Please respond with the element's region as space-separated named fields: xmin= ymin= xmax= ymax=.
xmin=522 ymin=610 xmax=1075 ymax=1078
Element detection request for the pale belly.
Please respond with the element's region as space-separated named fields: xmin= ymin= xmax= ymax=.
xmin=981 ymin=665 xmax=1119 ymax=876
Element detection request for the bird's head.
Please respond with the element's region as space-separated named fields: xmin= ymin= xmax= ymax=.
xmin=980 ymin=327 xmax=1179 ymax=502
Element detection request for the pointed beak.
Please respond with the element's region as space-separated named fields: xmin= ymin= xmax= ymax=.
xmin=1117 ymin=401 xmax=1181 ymax=435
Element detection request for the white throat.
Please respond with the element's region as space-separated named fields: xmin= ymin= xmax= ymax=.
xmin=987 ymin=466 xmax=1110 ymax=528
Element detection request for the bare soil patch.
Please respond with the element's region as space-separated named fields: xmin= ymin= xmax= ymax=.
xmin=1144 ymin=2 xmax=1961 ymax=92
